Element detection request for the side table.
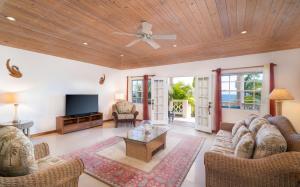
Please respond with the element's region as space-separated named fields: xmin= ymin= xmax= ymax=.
xmin=0 ymin=120 xmax=34 ymax=137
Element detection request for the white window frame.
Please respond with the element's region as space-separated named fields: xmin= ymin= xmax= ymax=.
xmin=131 ymin=79 xmax=143 ymax=104
xmin=221 ymin=72 xmax=263 ymax=111
xmin=128 ymin=77 xmax=151 ymax=104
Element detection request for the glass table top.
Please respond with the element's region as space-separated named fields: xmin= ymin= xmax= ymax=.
xmin=123 ymin=124 xmax=170 ymax=143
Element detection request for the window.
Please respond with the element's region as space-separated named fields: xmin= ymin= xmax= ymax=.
xmin=221 ymin=72 xmax=263 ymax=110
xmin=131 ymin=79 xmax=151 ymax=104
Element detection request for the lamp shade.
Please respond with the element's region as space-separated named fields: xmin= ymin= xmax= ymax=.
xmin=269 ymin=88 xmax=294 ymax=100
xmin=115 ymin=93 xmax=125 ymax=100
xmin=0 ymin=92 xmax=18 ymax=104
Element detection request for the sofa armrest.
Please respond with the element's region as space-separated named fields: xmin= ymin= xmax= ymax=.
xmin=0 ymin=159 xmax=84 ymax=187
xmin=112 ymin=112 xmax=118 ymax=120
xmin=132 ymin=104 xmax=137 ymax=113
xmin=34 ymin=143 xmax=50 ymax=160
xmin=204 ymin=151 xmax=300 ymax=186
xmin=112 ymin=104 xmax=118 ymax=113
xmin=220 ymin=122 xmax=234 ymax=132
xmin=133 ymin=111 xmax=139 ymax=118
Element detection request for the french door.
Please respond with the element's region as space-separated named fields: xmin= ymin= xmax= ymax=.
xmin=194 ymin=75 xmax=213 ymax=133
xmin=151 ymin=77 xmax=169 ymax=124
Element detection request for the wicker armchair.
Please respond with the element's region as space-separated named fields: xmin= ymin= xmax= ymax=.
xmin=204 ymin=116 xmax=300 ymax=187
xmin=112 ymin=101 xmax=139 ymax=128
xmin=0 ymin=143 xmax=84 ymax=187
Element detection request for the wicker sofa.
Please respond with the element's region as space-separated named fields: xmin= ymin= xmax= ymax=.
xmin=204 ymin=116 xmax=300 ymax=187
xmin=0 ymin=143 xmax=84 ymax=187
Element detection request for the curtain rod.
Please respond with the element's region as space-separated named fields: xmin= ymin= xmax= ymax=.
xmin=212 ymin=63 xmax=277 ymax=72
xmin=128 ymin=75 xmax=155 ymax=78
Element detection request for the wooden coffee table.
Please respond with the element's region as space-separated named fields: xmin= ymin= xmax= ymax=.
xmin=122 ymin=124 xmax=170 ymax=162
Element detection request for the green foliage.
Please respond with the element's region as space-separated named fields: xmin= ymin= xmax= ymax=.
xmin=170 ymin=81 xmax=195 ymax=116
xmin=170 ymin=81 xmax=192 ymax=99
xmin=243 ymin=73 xmax=262 ymax=104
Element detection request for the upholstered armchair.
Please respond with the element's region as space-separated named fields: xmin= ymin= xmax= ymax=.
xmin=112 ymin=101 xmax=139 ymax=128
xmin=0 ymin=143 xmax=84 ymax=187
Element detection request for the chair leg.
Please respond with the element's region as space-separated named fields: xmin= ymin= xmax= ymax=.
xmin=115 ymin=121 xmax=118 ymax=128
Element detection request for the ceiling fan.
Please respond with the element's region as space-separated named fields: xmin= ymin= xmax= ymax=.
xmin=113 ymin=21 xmax=176 ymax=49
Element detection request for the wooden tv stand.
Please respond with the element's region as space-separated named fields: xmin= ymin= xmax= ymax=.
xmin=56 ymin=113 xmax=103 ymax=134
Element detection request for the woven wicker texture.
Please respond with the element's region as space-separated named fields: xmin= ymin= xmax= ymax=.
xmin=205 ymin=120 xmax=300 ymax=187
xmin=0 ymin=143 xmax=84 ymax=187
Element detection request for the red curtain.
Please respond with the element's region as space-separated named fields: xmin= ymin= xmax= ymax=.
xmin=214 ymin=68 xmax=222 ymax=132
xmin=143 ymin=75 xmax=149 ymax=120
xmin=270 ymin=63 xmax=276 ymax=116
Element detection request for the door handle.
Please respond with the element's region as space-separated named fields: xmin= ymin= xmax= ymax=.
xmin=208 ymin=102 xmax=212 ymax=115
xmin=152 ymin=99 xmax=154 ymax=110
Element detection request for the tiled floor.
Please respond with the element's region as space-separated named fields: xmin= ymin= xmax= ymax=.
xmin=32 ymin=121 xmax=215 ymax=187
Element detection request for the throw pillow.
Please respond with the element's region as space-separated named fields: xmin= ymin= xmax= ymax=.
xmin=232 ymin=120 xmax=246 ymax=136
xmin=253 ymin=124 xmax=287 ymax=159
xmin=234 ymin=133 xmax=255 ymax=158
xmin=249 ymin=117 xmax=269 ymax=137
xmin=0 ymin=126 xmax=37 ymax=177
xmin=232 ymin=125 xmax=250 ymax=148
xmin=116 ymin=101 xmax=133 ymax=114
xmin=244 ymin=114 xmax=258 ymax=127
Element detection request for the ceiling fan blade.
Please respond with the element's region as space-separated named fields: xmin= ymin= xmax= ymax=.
xmin=126 ymin=39 xmax=142 ymax=47
xmin=145 ymin=39 xmax=160 ymax=49
xmin=113 ymin=32 xmax=138 ymax=37
xmin=141 ymin=22 xmax=152 ymax=34
xmin=152 ymin=34 xmax=177 ymax=40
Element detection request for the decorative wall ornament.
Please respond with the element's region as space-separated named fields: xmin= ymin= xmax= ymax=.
xmin=6 ymin=59 xmax=22 ymax=78
xmin=99 ymin=74 xmax=105 ymax=85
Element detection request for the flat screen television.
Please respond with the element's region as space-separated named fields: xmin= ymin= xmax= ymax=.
xmin=66 ymin=94 xmax=98 ymax=116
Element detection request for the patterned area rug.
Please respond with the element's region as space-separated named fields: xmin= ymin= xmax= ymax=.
xmin=62 ymin=133 xmax=205 ymax=187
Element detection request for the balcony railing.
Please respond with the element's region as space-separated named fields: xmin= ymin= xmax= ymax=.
xmin=170 ymin=100 xmax=191 ymax=118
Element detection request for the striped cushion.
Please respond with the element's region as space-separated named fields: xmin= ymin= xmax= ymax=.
xmin=116 ymin=101 xmax=133 ymax=114
xmin=249 ymin=117 xmax=269 ymax=137
xmin=232 ymin=125 xmax=250 ymax=148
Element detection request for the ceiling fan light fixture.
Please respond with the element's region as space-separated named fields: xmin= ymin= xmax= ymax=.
xmin=6 ymin=16 xmax=16 ymax=21
xmin=241 ymin=30 xmax=247 ymax=34
xmin=173 ymin=44 xmax=177 ymax=47
xmin=114 ymin=21 xmax=176 ymax=49
xmin=120 ymin=54 xmax=124 ymax=57
xmin=83 ymin=42 xmax=88 ymax=45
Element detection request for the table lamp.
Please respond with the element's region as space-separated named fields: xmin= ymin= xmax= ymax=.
xmin=0 ymin=92 xmax=19 ymax=123
xmin=115 ymin=93 xmax=125 ymax=101
xmin=269 ymin=88 xmax=294 ymax=115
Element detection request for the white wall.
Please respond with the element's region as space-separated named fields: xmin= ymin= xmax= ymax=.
xmin=1 ymin=44 xmax=299 ymax=134
xmin=121 ymin=48 xmax=300 ymax=132
xmin=0 ymin=45 xmax=122 ymax=134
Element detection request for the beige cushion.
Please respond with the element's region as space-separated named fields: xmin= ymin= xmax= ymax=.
xmin=210 ymin=130 xmax=234 ymax=155
xmin=210 ymin=145 xmax=234 ymax=155
xmin=37 ymin=155 xmax=65 ymax=171
xmin=232 ymin=120 xmax=246 ymax=136
xmin=216 ymin=130 xmax=232 ymax=142
xmin=232 ymin=125 xmax=250 ymax=148
xmin=249 ymin=117 xmax=269 ymax=136
xmin=116 ymin=101 xmax=133 ymax=114
xmin=118 ymin=113 xmax=134 ymax=120
xmin=253 ymin=124 xmax=287 ymax=159
xmin=0 ymin=126 xmax=37 ymax=176
xmin=244 ymin=114 xmax=258 ymax=127
xmin=234 ymin=133 xmax=255 ymax=158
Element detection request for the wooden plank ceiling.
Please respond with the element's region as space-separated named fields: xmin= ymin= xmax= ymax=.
xmin=0 ymin=0 xmax=300 ymax=69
